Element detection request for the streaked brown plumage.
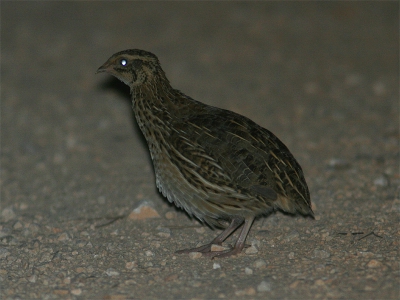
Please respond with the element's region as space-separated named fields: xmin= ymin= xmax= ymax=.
xmin=97 ymin=49 xmax=313 ymax=258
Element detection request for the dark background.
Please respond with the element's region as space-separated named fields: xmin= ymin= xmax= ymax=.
xmin=1 ymin=2 xmax=398 ymax=299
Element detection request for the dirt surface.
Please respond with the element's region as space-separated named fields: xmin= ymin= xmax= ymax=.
xmin=1 ymin=2 xmax=399 ymax=299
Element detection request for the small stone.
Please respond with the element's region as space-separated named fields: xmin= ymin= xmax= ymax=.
xmin=315 ymin=279 xmax=325 ymax=286
xmin=58 ymin=232 xmax=69 ymax=241
xmin=125 ymin=261 xmax=137 ymax=269
xmin=188 ymin=252 xmax=202 ymax=259
xmin=373 ymin=175 xmax=388 ymax=187
xmin=313 ymin=249 xmax=330 ymax=259
xmin=257 ymin=280 xmax=272 ymax=292
xmin=211 ymin=244 xmax=229 ymax=252
xmin=28 ymin=275 xmax=37 ymax=283
xmin=157 ymin=232 xmax=171 ymax=238
xmin=71 ymin=288 xmax=82 ymax=296
xmin=13 ymin=221 xmax=23 ymax=229
xmin=157 ymin=226 xmax=171 ymax=238
xmin=213 ymin=263 xmax=221 ymax=269
xmin=1 ymin=207 xmax=16 ymax=222
xmin=245 ymin=245 xmax=258 ymax=254
xmin=145 ymin=250 xmax=154 ymax=257
xmin=367 ymin=259 xmax=382 ymax=268
xmin=288 ymin=252 xmax=295 ymax=259
xmin=105 ymin=268 xmax=120 ymax=276
xmin=128 ymin=200 xmax=160 ymax=220
xmin=245 ymin=267 xmax=253 ymax=275
xmin=254 ymin=259 xmax=267 ymax=269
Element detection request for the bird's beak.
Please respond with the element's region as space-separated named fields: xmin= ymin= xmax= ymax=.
xmin=96 ymin=61 xmax=111 ymax=74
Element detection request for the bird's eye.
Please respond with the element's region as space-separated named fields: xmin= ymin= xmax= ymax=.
xmin=120 ymin=59 xmax=128 ymax=66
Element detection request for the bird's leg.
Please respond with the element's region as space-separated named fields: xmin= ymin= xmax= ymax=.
xmin=208 ymin=216 xmax=255 ymax=258
xmin=175 ymin=216 xmax=244 ymax=254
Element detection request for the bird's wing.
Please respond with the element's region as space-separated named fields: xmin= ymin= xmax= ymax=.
xmin=168 ymin=107 xmax=311 ymax=214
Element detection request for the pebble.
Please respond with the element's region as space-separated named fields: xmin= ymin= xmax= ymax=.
xmin=288 ymin=252 xmax=295 ymax=259
xmin=373 ymin=175 xmax=388 ymax=187
xmin=145 ymin=250 xmax=154 ymax=257
xmin=58 ymin=232 xmax=70 ymax=241
xmin=367 ymin=259 xmax=382 ymax=268
xmin=157 ymin=226 xmax=171 ymax=238
xmin=128 ymin=200 xmax=160 ymax=220
xmin=1 ymin=207 xmax=16 ymax=222
xmin=13 ymin=221 xmax=23 ymax=229
xmin=105 ymin=268 xmax=120 ymax=276
xmin=125 ymin=261 xmax=137 ymax=269
xmin=71 ymin=288 xmax=82 ymax=296
xmin=245 ymin=267 xmax=253 ymax=275
xmin=313 ymin=249 xmax=330 ymax=259
xmin=213 ymin=263 xmax=221 ymax=269
xmin=245 ymin=245 xmax=258 ymax=254
xmin=257 ymin=280 xmax=272 ymax=292
xmin=254 ymin=259 xmax=267 ymax=269
xmin=188 ymin=252 xmax=202 ymax=259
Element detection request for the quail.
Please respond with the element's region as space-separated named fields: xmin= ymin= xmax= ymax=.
xmin=97 ymin=49 xmax=314 ymax=258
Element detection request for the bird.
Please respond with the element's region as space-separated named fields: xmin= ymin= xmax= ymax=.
xmin=97 ymin=49 xmax=314 ymax=258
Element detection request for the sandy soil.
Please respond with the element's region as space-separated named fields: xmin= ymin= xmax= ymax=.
xmin=1 ymin=2 xmax=399 ymax=299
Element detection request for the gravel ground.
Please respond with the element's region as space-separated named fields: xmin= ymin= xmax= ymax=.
xmin=1 ymin=2 xmax=399 ymax=299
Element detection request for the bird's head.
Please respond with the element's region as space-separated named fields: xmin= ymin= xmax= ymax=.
xmin=97 ymin=49 xmax=165 ymax=87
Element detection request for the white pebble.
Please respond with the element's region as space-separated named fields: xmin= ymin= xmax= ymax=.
xmin=257 ymin=280 xmax=272 ymax=292
xmin=145 ymin=250 xmax=154 ymax=256
xmin=105 ymin=268 xmax=120 ymax=276
xmin=213 ymin=263 xmax=221 ymax=269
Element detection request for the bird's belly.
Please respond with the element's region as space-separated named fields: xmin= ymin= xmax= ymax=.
xmin=151 ymin=153 xmax=273 ymax=225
